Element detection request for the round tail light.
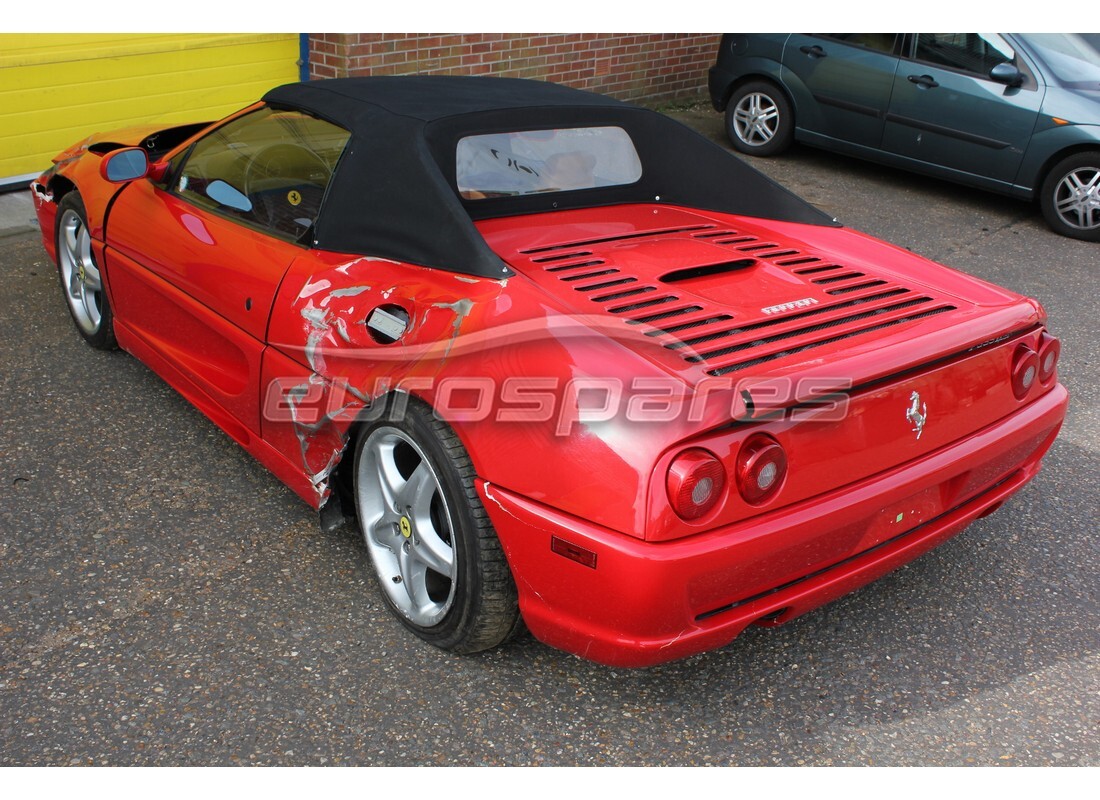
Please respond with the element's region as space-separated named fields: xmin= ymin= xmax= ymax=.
xmin=667 ymin=449 xmax=727 ymax=521
xmin=1037 ymin=332 xmax=1060 ymax=384
xmin=736 ymin=433 xmax=788 ymax=505
xmin=1011 ymin=344 xmax=1039 ymax=400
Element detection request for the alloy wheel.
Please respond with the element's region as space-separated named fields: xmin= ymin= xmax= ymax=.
xmin=1052 ymin=166 xmax=1100 ymax=232
xmin=732 ymin=92 xmax=781 ymax=147
xmin=57 ymin=209 xmax=103 ymax=335
xmin=356 ymin=426 xmax=457 ymax=628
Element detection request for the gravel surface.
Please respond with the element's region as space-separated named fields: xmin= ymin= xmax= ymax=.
xmin=0 ymin=109 xmax=1096 ymax=766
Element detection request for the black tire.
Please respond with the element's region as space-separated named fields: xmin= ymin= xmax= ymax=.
xmin=724 ymin=80 xmax=794 ymax=157
xmin=54 ymin=192 xmax=117 ymax=349
xmin=1039 ymin=152 xmax=1100 ymax=242
xmin=352 ymin=398 xmax=520 ymax=654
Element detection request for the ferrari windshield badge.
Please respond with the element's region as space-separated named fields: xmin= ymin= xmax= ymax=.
xmin=906 ymin=391 xmax=928 ymax=440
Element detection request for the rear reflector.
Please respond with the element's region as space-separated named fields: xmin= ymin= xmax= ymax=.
xmin=551 ymin=536 xmax=598 ymax=569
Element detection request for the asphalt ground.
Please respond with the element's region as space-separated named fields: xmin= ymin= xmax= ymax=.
xmin=0 ymin=108 xmax=1097 ymax=767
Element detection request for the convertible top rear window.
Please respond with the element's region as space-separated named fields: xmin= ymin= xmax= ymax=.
xmin=456 ymin=126 xmax=642 ymax=200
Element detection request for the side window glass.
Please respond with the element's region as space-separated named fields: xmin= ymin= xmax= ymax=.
xmin=174 ymin=107 xmax=350 ymax=241
xmin=913 ymin=33 xmax=1015 ymax=76
xmin=816 ymin=34 xmax=899 ymax=54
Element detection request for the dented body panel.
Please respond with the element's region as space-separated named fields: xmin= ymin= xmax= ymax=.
xmin=32 ymin=78 xmax=1067 ymax=667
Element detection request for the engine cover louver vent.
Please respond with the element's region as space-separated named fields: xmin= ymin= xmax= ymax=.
xmin=518 ymin=223 xmax=957 ymax=376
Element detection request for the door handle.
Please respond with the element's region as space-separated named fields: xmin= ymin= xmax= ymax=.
xmin=907 ymin=74 xmax=940 ymax=89
xmin=800 ymin=44 xmax=827 ymax=58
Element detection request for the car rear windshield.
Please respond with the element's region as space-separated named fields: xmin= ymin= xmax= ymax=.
xmin=456 ymin=126 xmax=643 ymax=200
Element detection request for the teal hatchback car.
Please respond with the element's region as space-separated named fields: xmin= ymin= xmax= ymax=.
xmin=709 ymin=33 xmax=1100 ymax=241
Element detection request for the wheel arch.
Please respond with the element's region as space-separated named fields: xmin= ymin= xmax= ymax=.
xmin=47 ymin=174 xmax=77 ymax=202
xmin=719 ymin=71 xmax=796 ymax=113
xmin=1032 ymin=143 xmax=1100 ymax=202
xmin=324 ymin=389 xmax=479 ymax=531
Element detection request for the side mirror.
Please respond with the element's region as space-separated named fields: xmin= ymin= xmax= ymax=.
xmin=989 ymin=62 xmax=1024 ymax=88
xmin=206 ymin=180 xmax=253 ymax=212
xmin=100 ymin=147 xmax=150 ymax=183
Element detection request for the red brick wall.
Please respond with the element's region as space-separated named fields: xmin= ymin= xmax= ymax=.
xmin=308 ymin=34 xmax=720 ymax=103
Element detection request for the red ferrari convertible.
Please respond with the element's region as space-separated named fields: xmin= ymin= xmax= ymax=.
xmin=31 ymin=77 xmax=1068 ymax=666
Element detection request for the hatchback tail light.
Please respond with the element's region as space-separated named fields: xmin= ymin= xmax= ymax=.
xmin=667 ymin=449 xmax=727 ymax=521
xmin=1011 ymin=344 xmax=1039 ymax=400
xmin=736 ymin=433 xmax=788 ymax=505
xmin=1037 ymin=332 xmax=1060 ymax=385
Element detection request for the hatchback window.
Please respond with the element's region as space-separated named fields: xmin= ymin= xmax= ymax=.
xmin=456 ymin=126 xmax=643 ymax=200
xmin=913 ymin=33 xmax=1015 ymax=76
xmin=174 ymin=107 xmax=350 ymax=241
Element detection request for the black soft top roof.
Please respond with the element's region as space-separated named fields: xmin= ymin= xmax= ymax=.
xmin=265 ymin=75 xmax=626 ymax=124
xmin=263 ymin=77 xmax=836 ymax=278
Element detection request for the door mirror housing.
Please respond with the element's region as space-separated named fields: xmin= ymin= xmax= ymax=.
xmin=100 ymin=147 xmax=151 ymax=183
xmin=989 ymin=62 xmax=1024 ymax=88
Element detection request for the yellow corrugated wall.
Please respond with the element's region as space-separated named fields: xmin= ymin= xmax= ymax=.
xmin=0 ymin=33 xmax=300 ymax=182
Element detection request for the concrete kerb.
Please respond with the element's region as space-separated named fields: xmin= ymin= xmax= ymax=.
xmin=0 ymin=190 xmax=38 ymax=239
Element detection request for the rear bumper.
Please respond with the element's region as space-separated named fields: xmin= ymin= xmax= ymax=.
xmin=708 ymin=66 xmax=736 ymax=109
xmin=480 ymin=384 xmax=1068 ymax=667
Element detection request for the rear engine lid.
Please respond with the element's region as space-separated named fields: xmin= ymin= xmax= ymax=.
xmin=478 ymin=204 xmax=1042 ymax=398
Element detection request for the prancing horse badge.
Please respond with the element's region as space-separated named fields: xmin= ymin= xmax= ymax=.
xmin=906 ymin=391 xmax=927 ymax=440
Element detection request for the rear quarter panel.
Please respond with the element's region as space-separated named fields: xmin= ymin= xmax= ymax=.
xmin=710 ymin=34 xmax=790 ymax=109
xmin=263 ymin=250 xmax=692 ymax=535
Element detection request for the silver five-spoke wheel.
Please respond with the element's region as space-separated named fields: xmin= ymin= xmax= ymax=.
xmin=351 ymin=401 xmax=520 ymax=654
xmin=53 ymin=193 xmax=116 ymax=349
xmin=357 ymin=426 xmax=457 ymax=627
xmin=1052 ymin=166 xmax=1100 ymax=233
xmin=58 ymin=207 xmax=104 ymax=335
xmin=1040 ymin=153 xmax=1100 ymax=242
xmin=724 ymin=81 xmax=794 ymax=157
xmin=733 ymin=92 xmax=780 ymax=147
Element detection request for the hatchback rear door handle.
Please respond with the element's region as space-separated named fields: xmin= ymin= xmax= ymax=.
xmin=907 ymin=74 xmax=940 ymax=89
xmin=800 ymin=44 xmax=827 ymax=58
